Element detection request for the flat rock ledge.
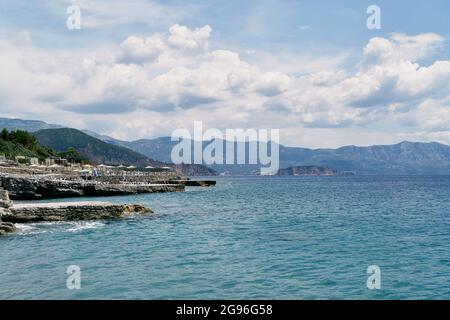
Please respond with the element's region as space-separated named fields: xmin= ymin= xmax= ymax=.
xmin=1 ymin=175 xmax=184 ymax=200
xmin=1 ymin=202 xmax=153 ymax=224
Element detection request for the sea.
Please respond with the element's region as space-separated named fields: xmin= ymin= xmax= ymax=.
xmin=1 ymin=175 xmax=450 ymax=299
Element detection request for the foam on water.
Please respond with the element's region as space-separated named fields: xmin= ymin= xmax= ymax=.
xmin=14 ymin=223 xmax=36 ymax=234
xmin=66 ymin=221 xmax=105 ymax=233
xmin=14 ymin=221 xmax=105 ymax=235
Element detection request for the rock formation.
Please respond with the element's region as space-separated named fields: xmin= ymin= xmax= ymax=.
xmin=1 ymin=174 xmax=184 ymax=200
xmin=0 ymin=220 xmax=16 ymax=235
xmin=0 ymin=189 xmax=16 ymax=235
xmin=2 ymin=202 xmax=152 ymax=223
xmin=0 ymin=185 xmax=153 ymax=235
xmin=0 ymin=189 xmax=12 ymax=208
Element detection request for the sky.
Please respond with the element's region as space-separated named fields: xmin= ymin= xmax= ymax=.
xmin=0 ymin=0 xmax=450 ymax=147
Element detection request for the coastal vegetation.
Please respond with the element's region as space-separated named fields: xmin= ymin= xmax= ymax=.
xmin=58 ymin=147 xmax=88 ymax=164
xmin=0 ymin=129 xmax=55 ymax=160
xmin=0 ymin=129 xmax=86 ymax=163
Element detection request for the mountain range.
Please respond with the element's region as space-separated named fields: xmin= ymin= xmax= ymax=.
xmin=95 ymin=136 xmax=450 ymax=175
xmin=1 ymin=117 xmax=450 ymax=175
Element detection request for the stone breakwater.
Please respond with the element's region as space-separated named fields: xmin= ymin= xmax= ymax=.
xmin=0 ymin=174 xmax=184 ymax=200
xmin=2 ymin=202 xmax=152 ymax=223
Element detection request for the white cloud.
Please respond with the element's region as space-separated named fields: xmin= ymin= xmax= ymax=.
xmin=168 ymin=24 xmax=211 ymax=51
xmin=0 ymin=26 xmax=450 ymax=146
xmin=361 ymin=33 xmax=445 ymax=68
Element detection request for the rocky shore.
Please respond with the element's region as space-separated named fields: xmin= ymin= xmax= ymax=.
xmin=0 ymin=189 xmax=152 ymax=235
xmin=3 ymin=202 xmax=152 ymax=223
xmin=1 ymin=174 xmax=184 ymax=200
xmin=0 ymin=171 xmax=216 ymax=236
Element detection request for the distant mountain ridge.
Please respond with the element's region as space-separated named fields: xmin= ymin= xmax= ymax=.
xmin=0 ymin=118 xmax=62 ymax=132
xmin=103 ymin=137 xmax=450 ymax=175
xmin=277 ymin=141 xmax=450 ymax=175
xmin=1 ymin=117 xmax=450 ymax=175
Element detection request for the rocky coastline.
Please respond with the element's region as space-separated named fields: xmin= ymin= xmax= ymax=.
xmin=3 ymin=202 xmax=152 ymax=223
xmin=0 ymin=171 xmax=217 ymax=235
xmin=0 ymin=164 xmax=216 ymax=235
xmin=1 ymin=174 xmax=185 ymax=200
xmin=0 ymin=189 xmax=152 ymax=235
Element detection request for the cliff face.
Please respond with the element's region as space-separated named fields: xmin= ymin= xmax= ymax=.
xmin=276 ymin=166 xmax=336 ymax=176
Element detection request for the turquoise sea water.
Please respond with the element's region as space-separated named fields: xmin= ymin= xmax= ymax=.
xmin=1 ymin=176 xmax=450 ymax=299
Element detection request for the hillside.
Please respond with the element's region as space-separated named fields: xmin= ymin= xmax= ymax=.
xmin=0 ymin=129 xmax=55 ymax=160
xmin=80 ymin=134 xmax=216 ymax=175
xmin=34 ymin=128 xmax=163 ymax=167
xmin=120 ymin=137 xmax=175 ymax=163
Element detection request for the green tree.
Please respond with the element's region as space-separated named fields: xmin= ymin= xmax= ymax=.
xmin=59 ymin=147 xmax=86 ymax=163
xmin=10 ymin=130 xmax=38 ymax=149
xmin=0 ymin=128 xmax=9 ymax=141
